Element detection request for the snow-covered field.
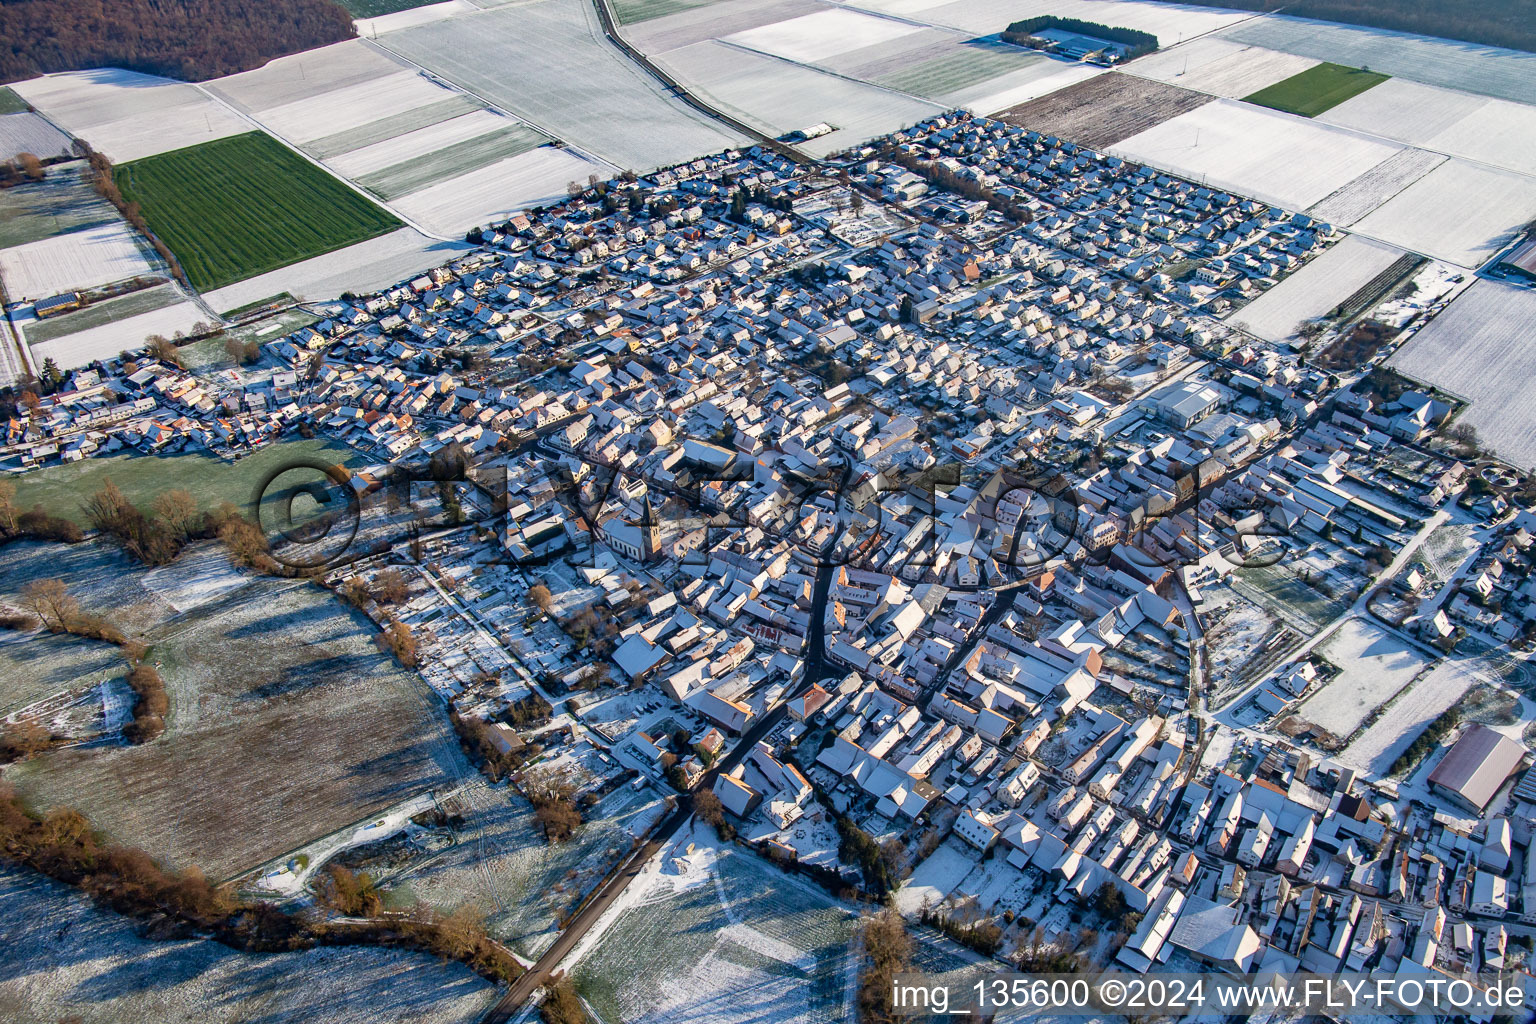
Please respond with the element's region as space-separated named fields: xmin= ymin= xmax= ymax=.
xmin=254 ymin=71 xmax=465 ymax=144
xmin=0 ymin=221 xmax=153 ymax=299
xmin=0 ymin=866 xmax=497 ymax=1024
xmin=1351 ymin=158 xmax=1536 ymax=268
xmin=1339 ymin=657 xmax=1482 ymax=775
xmin=724 ymin=8 xmax=924 ymax=64
xmin=327 ymin=109 xmax=528 ymax=178
xmin=1320 ymin=79 xmax=1536 ymax=178
xmin=897 ymin=840 xmax=977 ymax=915
xmin=572 ymin=830 xmax=859 ymax=1024
xmin=1388 ymin=281 xmax=1536 ymax=470
xmin=1109 ymin=99 xmax=1400 ymax=211
xmin=654 ymin=39 xmax=942 ymax=157
xmin=392 ymin=145 xmax=610 ymax=235
xmin=1124 ymin=38 xmax=1319 ymax=99
xmin=1306 ymin=147 xmax=1446 ymax=226
xmin=201 ymin=227 xmax=471 ymax=315
xmin=1230 ymin=235 xmax=1406 ymax=342
xmin=381 ymin=0 xmax=747 ymax=171
xmin=11 ymin=69 xmax=249 ymax=162
xmin=1298 ymin=619 xmax=1432 ymax=738
xmin=0 ymin=112 xmax=72 ymax=161
xmin=1217 ymin=15 xmax=1536 ymax=106
xmin=208 ymin=39 xmax=410 ymax=113
xmin=29 ymin=298 xmax=205 ymax=371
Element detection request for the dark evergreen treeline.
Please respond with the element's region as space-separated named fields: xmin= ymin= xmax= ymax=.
xmin=1003 ymin=17 xmax=1160 ymax=59
xmin=1145 ymin=0 xmax=1536 ymax=55
xmin=0 ymin=0 xmax=355 ymax=84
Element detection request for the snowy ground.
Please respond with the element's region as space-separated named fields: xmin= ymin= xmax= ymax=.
xmin=0 ymin=866 xmax=497 ymax=1024
xmin=0 ymin=222 xmax=154 ymax=301
xmin=1229 ymin=235 xmax=1405 ymax=342
xmin=572 ymin=824 xmax=861 ymax=1024
xmin=897 ymin=840 xmax=982 ymax=916
xmin=1297 ymin=618 xmax=1432 ymax=738
xmin=1109 ymin=99 xmax=1400 ymax=212
xmin=1339 ymin=656 xmax=1483 ymax=775
xmin=10 ymin=68 xmax=249 ymax=162
xmin=1388 ymin=281 xmax=1536 ymax=470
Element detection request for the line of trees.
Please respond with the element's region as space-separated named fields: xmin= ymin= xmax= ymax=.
xmin=83 ymin=148 xmax=188 ymax=287
xmin=0 ymin=479 xmax=83 ymax=545
xmin=1391 ymin=707 xmax=1461 ymax=775
xmin=1003 ymin=16 xmax=1159 ymax=59
xmin=0 ymin=152 xmax=46 ymax=187
xmin=857 ymin=909 xmax=913 ymax=1024
xmin=0 ymin=0 xmax=356 ymax=84
xmin=0 ymin=784 xmax=523 ymax=984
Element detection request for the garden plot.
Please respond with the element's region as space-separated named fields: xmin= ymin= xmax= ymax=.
xmin=203 ymin=228 xmax=470 ymax=315
xmin=252 ymin=71 xmax=465 ymax=144
xmin=1340 ymin=657 xmax=1482 ymax=776
xmin=381 ymin=0 xmax=747 ymax=171
xmin=573 ymin=833 xmax=859 ymax=1024
xmin=1216 ymin=15 xmax=1536 ymax=107
xmin=1229 ymin=235 xmax=1405 ymax=342
xmin=28 ymin=297 xmax=205 ymax=371
xmin=994 ymin=72 xmax=1211 ymax=151
xmin=654 ymin=40 xmax=943 ymax=157
xmin=0 ymin=866 xmax=497 ymax=1024
xmin=1388 ymin=281 xmax=1536 ymax=470
xmin=1109 ymin=99 xmax=1399 ymax=211
xmin=1296 ymin=618 xmax=1431 ymax=739
xmin=0 ymin=221 xmax=153 ymax=300
xmin=391 ymin=145 xmax=610 ymax=235
xmin=723 ymin=8 xmax=924 ymax=65
xmin=1307 ymin=147 xmax=1446 ymax=227
xmin=208 ymin=39 xmax=411 ymax=113
xmin=0 ymin=112 xmax=71 ymax=162
xmin=1124 ymin=37 xmax=1318 ymax=98
xmin=2 ymin=565 xmax=466 ymax=879
xmin=1351 ymin=158 xmax=1536 ymax=268
xmin=897 ymin=840 xmax=976 ymax=914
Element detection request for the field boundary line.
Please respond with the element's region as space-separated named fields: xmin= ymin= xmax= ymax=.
xmin=187 ymin=81 xmax=456 ymax=244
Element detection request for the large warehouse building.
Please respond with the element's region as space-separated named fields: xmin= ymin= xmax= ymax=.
xmin=1427 ymin=724 xmax=1527 ymax=813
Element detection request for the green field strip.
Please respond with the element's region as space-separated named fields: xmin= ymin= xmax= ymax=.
xmin=356 ymin=125 xmax=550 ymax=201
xmin=1244 ymin=62 xmax=1389 ymax=117
xmin=612 ymin=0 xmax=716 ymax=26
xmin=873 ymin=41 xmax=1042 ymax=99
xmin=303 ymin=95 xmax=486 ymax=160
xmin=114 ymin=132 xmax=402 ymax=293
xmin=0 ymin=87 xmax=30 ymax=115
xmin=23 ymin=285 xmax=183 ymax=345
